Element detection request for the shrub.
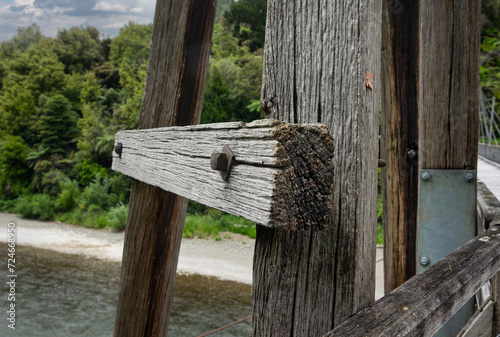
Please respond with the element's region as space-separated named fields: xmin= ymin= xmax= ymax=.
xmin=55 ymin=178 xmax=80 ymax=211
xmin=77 ymin=174 xmax=118 ymax=211
xmin=15 ymin=194 xmax=55 ymax=220
xmin=106 ymin=203 xmax=129 ymax=231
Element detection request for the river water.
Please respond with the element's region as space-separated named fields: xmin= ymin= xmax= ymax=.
xmin=0 ymin=243 xmax=252 ymax=336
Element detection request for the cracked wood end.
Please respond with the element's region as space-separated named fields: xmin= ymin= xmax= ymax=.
xmin=112 ymin=119 xmax=334 ymax=230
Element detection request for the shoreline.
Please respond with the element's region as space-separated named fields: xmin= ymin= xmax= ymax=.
xmin=0 ymin=212 xmax=385 ymax=299
xmin=0 ymin=212 xmax=254 ymax=285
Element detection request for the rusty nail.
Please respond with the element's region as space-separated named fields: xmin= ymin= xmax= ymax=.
xmin=115 ymin=143 xmax=123 ymax=158
xmin=378 ymin=159 xmax=387 ymax=168
xmin=211 ymin=152 xmax=228 ymax=171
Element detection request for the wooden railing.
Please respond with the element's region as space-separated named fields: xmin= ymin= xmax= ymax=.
xmin=324 ymin=182 xmax=500 ymax=337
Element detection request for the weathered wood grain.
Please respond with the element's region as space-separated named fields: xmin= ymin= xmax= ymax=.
xmin=380 ymin=0 xmax=420 ymax=293
xmin=252 ymin=0 xmax=381 ymax=335
xmin=113 ymin=1 xmax=216 ymax=336
xmin=418 ymin=0 xmax=480 ymax=170
xmin=112 ymin=120 xmax=335 ymax=230
xmin=457 ymin=301 xmax=493 ymax=337
xmin=492 ymin=272 xmax=500 ymax=336
xmin=324 ymin=226 xmax=500 ymax=337
xmin=382 ymin=0 xmax=481 ymax=295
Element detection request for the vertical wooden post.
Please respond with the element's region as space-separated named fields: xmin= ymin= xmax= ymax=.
xmin=380 ymin=0 xmax=420 ymax=293
xmin=113 ymin=1 xmax=216 ymax=336
xmin=382 ymin=0 xmax=481 ymax=292
xmin=252 ymin=1 xmax=381 ymax=335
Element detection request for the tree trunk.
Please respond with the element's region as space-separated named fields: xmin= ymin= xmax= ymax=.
xmin=113 ymin=1 xmax=216 ymax=336
xmin=382 ymin=0 xmax=480 ymax=293
xmin=252 ymin=1 xmax=381 ymax=335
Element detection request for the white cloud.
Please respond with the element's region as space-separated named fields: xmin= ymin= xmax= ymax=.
xmin=0 ymin=0 xmax=156 ymax=41
xmin=92 ymin=1 xmax=127 ymax=13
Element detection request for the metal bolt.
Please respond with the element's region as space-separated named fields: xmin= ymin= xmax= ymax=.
xmin=407 ymin=149 xmax=417 ymax=159
xmin=421 ymin=172 xmax=431 ymax=182
xmin=420 ymin=256 xmax=430 ymax=266
xmin=210 ymin=152 xmax=228 ymax=171
xmin=114 ymin=142 xmax=123 ymax=158
xmin=464 ymin=172 xmax=475 ymax=183
xmin=378 ymin=159 xmax=387 ymax=168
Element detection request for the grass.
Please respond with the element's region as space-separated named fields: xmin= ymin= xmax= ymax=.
xmin=183 ymin=212 xmax=256 ymax=239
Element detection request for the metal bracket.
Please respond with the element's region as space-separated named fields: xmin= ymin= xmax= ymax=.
xmin=417 ymin=169 xmax=477 ymax=336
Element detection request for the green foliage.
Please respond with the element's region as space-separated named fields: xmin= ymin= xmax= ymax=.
xmin=202 ymin=67 xmax=232 ymax=123
xmin=77 ymin=174 xmax=119 ymax=212
xmin=0 ymin=135 xmax=32 ymax=196
xmin=482 ymin=0 xmax=500 ymax=34
xmin=0 ymin=24 xmax=42 ymax=59
xmin=15 ymin=194 xmax=55 ymax=220
xmin=183 ymin=212 xmax=256 ymax=239
xmin=224 ymin=0 xmax=267 ymax=51
xmin=109 ymin=22 xmax=152 ymax=67
xmin=54 ymin=26 xmax=104 ymax=74
xmin=37 ymin=94 xmax=79 ymax=155
xmin=106 ymin=203 xmax=129 ymax=231
xmin=55 ymin=178 xmax=80 ymax=212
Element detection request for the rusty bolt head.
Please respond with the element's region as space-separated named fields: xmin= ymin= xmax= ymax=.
xmin=378 ymin=159 xmax=387 ymax=168
xmin=211 ymin=152 xmax=228 ymax=171
xmin=114 ymin=142 xmax=123 ymax=158
xmin=407 ymin=149 xmax=417 ymax=159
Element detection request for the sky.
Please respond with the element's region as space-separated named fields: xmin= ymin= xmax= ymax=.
xmin=0 ymin=0 xmax=157 ymax=41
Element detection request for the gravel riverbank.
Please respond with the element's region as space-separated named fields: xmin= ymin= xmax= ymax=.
xmin=0 ymin=212 xmax=254 ymax=285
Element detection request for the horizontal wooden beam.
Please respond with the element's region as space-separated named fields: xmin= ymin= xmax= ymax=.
xmin=323 ymin=225 xmax=500 ymax=337
xmin=112 ymin=119 xmax=335 ymax=230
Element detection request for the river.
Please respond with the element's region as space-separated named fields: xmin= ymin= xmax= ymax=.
xmin=0 ymin=243 xmax=252 ymax=336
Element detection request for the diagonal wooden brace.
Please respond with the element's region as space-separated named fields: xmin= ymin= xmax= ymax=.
xmin=112 ymin=119 xmax=335 ymax=231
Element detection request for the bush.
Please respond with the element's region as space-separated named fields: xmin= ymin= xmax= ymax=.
xmin=55 ymin=178 xmax=80 ymax=211
xmin=77 ymin=174 xmax=118 ymax=211
xmin=106 ymin=203 xmax=128 ymax=231
xmin=15 ymin=194 xmax=55 ymax=220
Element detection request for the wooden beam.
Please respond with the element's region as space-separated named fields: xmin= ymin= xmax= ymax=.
xmin=324 ymin=226 xmax=500 ymax=337
xmin=382 ymin=0 xmax=481 ymax=294
xmin=113 ymin=1 xmax=216 ymax=336
xmin=252 ymin=0 xmax=381 ymax=335
xmin=380 ymin=0 xmax=420 ymax=293
xmin=112 ymin=119 xmax=335 ymax=230
xmin=418 ymin=0 xmax=480 ymax=170
xmin=492 ymin=272 xmax=500 ymax=336
xmin=457 ymin=301 xmax=493 ymax=337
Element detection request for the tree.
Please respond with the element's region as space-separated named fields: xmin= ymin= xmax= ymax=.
xmin=54 ymin=26 xmax=104 ymax=74
xmin=0 ymin=24 xmax=42 ymax=59
xmin=201 ymin=66 xmax=232 ymax=123
xmin=0 ymin=135 xmax=31 ymax=196
xmin=37 ymin=94 xmax=78 ymax=155
xmin=224 ymin=0 xmax=267 ymax=51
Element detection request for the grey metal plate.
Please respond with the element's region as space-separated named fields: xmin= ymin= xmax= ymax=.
xmin=417 ymin=169 xmax=477 ymax=336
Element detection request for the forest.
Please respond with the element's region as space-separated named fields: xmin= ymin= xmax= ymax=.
xmin=0 ymin=0 xmax=498 ymax=240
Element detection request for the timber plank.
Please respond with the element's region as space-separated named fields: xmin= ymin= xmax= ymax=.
xmin=113 ymin=1 xmax=216 ymax=336
xmin=252 ymin=0 xmax=381 ymax=335
xmin=113 ymin=120 xmax=335 ymax=230
xmin=457 ymin=301 xmax=493 ymax=337
xmin=324 ymin=226 xmax=500 ymax=337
